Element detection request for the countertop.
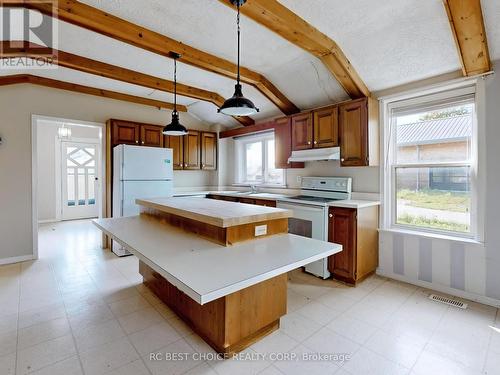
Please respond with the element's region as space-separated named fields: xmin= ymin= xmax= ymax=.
xmin=136 ymin=197 xmax=292 ymax=228
xmin=199 ymin=191 xmax=380 ymax=209
xmin=94 ymin=215 xmax=341 ymax=304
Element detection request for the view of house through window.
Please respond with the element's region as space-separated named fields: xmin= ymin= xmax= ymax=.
xmin=390 ymin=92 xmax=475 ymax=235
xmin=235 ymin=133 xmax=285 ymax=186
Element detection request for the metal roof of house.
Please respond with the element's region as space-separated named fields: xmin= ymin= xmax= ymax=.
xmin=397 ymin=115 xmax=472 ymax=146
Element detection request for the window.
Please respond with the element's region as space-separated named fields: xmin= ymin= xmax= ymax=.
xmin=384 ymin=85 xmax=479 ymax=237
xmin=235 ymin=132 xmax=285 ymax=186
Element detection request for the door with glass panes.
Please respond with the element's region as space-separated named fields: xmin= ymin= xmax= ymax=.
xmin=61 ymin=142 xmax=99 ymax=220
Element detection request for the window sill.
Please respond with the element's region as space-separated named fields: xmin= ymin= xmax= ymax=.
xmin=380 ymin=227 xmax=484 ymax=245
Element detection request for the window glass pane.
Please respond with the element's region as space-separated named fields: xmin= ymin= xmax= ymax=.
xmin=245 ymin=142 xmax=262 ymax=182
xmin=67 ymin=174 xmax=75 ymax=206
xmin=70 ymin=149 xmax=92 ymax=166
xmin=78 ymin=173 xmax=86 ymax=205
xmin=395 ymin=167 xmax=471 ymax=233
xmin=266 ymin=140 xmax=284 ymax=184
xmin=395 ymin=104 xmax=473 ymax=163
xmin=88 ymin=174 xmax=95 ymax=205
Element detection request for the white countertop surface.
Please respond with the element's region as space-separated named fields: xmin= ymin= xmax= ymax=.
xmin=328 ymin=200 xmax=380 ymax=209
xmin=93 ymin=215 xmax=341 ymax=305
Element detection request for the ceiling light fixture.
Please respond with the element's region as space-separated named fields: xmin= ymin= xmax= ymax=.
xmin=163 ymin=52 xmax=188 ymax=136
xmin=58 ymin=124 xmax=72 ymax=139
xmin=218 ymin=0 xmax=259 ymax=117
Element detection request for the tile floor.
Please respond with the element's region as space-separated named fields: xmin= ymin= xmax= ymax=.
xmin=0 ymin=219 xmax=498 ymax=375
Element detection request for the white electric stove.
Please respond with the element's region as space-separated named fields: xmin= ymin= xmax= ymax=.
xmin=277 ymin=177 xmax=352 ymax=279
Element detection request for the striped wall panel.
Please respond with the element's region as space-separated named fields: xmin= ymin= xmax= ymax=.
xmin=378 ymin=230 xmax=493 ymax=303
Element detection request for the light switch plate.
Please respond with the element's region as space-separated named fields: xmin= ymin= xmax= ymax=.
xmin=255 ymin=225 xmax=267 ymax=236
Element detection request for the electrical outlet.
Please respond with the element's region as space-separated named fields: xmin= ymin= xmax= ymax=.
xmin=296 ymin=176 xmax=302 ymax=183
xmin=255 ymin=225 xmax=267 ymax=237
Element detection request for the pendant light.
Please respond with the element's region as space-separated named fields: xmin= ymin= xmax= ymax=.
xmin=163 ymin=52 xmax=188 ymax=136
xmin=218 ymin=0 xmax=259 ymax=117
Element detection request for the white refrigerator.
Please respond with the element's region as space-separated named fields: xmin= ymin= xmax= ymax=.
xmin=112 ymin=144 xmax=174 ymax=256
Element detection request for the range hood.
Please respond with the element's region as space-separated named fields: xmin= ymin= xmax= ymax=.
xmin=288 ymin=147 xmax=340 ymax=162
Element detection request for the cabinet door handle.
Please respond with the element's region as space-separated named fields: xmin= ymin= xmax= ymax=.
xmin=307 ymin=141 xmax=311 ymax=145
xmin=329 ymin=213 xmax=334 ymax=218
xmin=340 ymin=158 xmax=345 ymax=162
xmin=135 ymin=140 xmax=139 ymax=144
xmin=141 ymin=141 xmax=145 ymax=145
xmin=314 ymin=141 xmax=317 ymax=144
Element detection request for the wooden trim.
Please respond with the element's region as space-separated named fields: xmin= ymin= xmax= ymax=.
xmin=443 ymin=0 xmax=491 ymax=76
xmin=0 ymin=74 xmax=186 ymax=111
xmin=140 ymin=260 xmax=287 ymax=355
xmin=219 ymin=0 xmax=370 ymax=98
xmin=219 ymin=121 xmax=276 ymax=138
xmin=1 ymin=41 xmax=252 ymax=126
xmin=7 ymin=0 xmax=298 ymax=115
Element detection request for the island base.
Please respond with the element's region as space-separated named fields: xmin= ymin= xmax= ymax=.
xmin=139 ymin=261 xmax=288 ymax=355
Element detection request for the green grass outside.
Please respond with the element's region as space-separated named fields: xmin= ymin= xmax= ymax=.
xmin=397 ymin=213 xmax=469 ymax=233
xmin=397 ymin=189 xmax=470 ymax=213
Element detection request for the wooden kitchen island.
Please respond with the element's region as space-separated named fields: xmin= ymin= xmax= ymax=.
xmin=93 ymin=197 xmax=341 ymax=355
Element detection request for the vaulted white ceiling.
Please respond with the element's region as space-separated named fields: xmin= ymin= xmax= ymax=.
xmin=2 ymin=1 xmax=500 ymax=128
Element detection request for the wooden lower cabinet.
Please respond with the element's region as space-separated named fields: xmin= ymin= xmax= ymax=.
xmin=328 ymin=206 xmax=379 ymax=285
xmin=207 ymin=195 xmax=277 ymax=208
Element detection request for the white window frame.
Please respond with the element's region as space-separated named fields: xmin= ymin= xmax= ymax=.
xmin=234 ymin=132 xmax=286 ymax=187
xmin=380 ymin=79 xmax=485 ymax=241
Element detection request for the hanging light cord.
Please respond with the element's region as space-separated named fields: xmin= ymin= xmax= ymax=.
xmin=173 ymin=56 xmax=177 ymax=114
xmin=236 ymin=2 xmax=241 ymax=85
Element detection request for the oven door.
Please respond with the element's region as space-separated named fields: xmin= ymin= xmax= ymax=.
xmin=277 ymin=201 xmax=330 ymax=279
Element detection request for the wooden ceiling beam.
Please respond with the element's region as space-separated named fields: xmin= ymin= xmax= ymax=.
xmin=443 ymin=0 xmax=491 ymax=76
xmin=219 ymin=121 xmax=276 ymax=139
xmin=4 ymin=0 xmax=299 ymax=115
xmin=218 ymin=0 xmax=370 ymax=99
xmin=0 ymin=74 xmax=187 ymax=111
xmin=1 ymin=41 xmax=254 ymax=126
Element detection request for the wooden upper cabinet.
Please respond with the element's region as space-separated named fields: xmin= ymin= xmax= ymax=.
xmin=183 ymin=130 xmax=201 ymax=170
xmin=201 ymin=132 xmax=217 ymax=170
xmin=165 ymin=135 xmax=184 ymax=170
xmin=313 ymin=106 xmax=338 ymax=148
xmin=339 ymin=97 xmax=379 ymax=167
xmin=328 ymin=207 xmax=357 ymax=282
xmin=112 ymin=120 xmax=140 ymax=146
xmin=274 ymin=117 xmax=304 ymax=169
xmin=291 ymin=112 xmax=313 ymax=151
xmin=140 ymin=125 xmax=163 ymax=147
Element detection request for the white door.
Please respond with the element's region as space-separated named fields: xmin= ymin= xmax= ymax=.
xmin=62 ymin=142 xmax=99 ymax=220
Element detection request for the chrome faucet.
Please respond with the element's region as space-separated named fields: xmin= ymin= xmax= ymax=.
xmin=251 ymin=184 xmax=258 ymax=193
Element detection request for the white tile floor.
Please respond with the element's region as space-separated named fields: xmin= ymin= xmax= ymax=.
xmin=0 ymin=219 xmax=498 ymax=375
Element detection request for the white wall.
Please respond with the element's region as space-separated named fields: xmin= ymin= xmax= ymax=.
xmin=217 ymin=137 xmax=380 ymax=193
xmin=0 ymin=84 xmax=215 ymax=261
xmin=36 ymin=122 xmax=101 ymax=222
xmin=378 ymin=64 xmax=500 ymax=305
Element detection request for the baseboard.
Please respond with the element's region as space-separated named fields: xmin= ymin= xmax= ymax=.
xmin=377 ymin=269 xmax=500 ymax=308
xmin=0 ymin=254 xmax=35 ymax=266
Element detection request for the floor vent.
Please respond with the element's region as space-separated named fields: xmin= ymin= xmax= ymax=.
xmin=429 ymin=294 xmax=468 ymax=309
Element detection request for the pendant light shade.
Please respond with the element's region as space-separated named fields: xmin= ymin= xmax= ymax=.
xmin=218 ymin=0 xmax=259 ymax=117
xmin=163 ymin=52 xmax=188 ymax=136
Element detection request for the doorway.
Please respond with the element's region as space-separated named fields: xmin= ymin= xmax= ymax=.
xmin=32 ymin=115 xmax=106 ymax=259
